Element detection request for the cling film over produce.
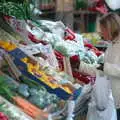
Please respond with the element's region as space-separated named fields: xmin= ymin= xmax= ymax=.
xmin=21 ymin=57 xmax=73 ymax=94
xmin=0 ymin=40 xmax=74 ymax=99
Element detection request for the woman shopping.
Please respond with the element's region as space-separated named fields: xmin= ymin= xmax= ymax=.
xmin=98 ymin=13 xmax=120 ymax=120
xmin=71 ymin=13 xmax=120 ymax=120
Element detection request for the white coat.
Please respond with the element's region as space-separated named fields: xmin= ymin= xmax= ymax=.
xmin=86 ymin=71 xmax=117 ymax=120
xmin=104 ymin=38 xmax=120 ymax=109
xmin=79 ymin=61 xmax=117 ymax=120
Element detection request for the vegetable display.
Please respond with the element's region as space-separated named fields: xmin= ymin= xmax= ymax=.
xmin=0 ymin=2 xmax=107 ymax=118
xmin=0 ymin=96 xmax=33 ymax=120
xmin=0 ymin=72 xmax=60 ymax=111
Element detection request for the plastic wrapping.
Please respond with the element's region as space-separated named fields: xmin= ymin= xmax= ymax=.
xmin=18 ymin=84 xmax=30 ymax=98
xmin=85 ymin=51 xmax=98 ymax=64
xmin=38 ymin=20 xmax=65 ymax=38
xmin=44 ymin=67 xmax=74 ymax=85
xmin=87 ymin=71 xmax=117 ymax=120
xmin=28 ymin=88 xmax=59 ymax=110
xmin=48 ymin=84 xmax=91 ymax=119
xmin=55 ymin=40 xmax=85 ymax=57
xmin=26 ymin=24 xmax=45 ymax=40
xmin=0 ymin=96 xmax=33 ymax=120
xmin=20 ymin=43 xmax=59 ymax=69
xmin=0 ymin=27 xmax=17 ymax=43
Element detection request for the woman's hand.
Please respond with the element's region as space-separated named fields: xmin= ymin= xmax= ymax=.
xmin=97 ymin=63 xmax=104 ymax=71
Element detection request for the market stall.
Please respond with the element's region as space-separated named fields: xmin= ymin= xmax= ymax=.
xmin=0 ymin=0 xmax=111 ymax=120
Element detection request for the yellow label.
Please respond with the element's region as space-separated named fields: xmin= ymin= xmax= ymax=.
xmin=0 ymin=40 xmax=17 ymax=51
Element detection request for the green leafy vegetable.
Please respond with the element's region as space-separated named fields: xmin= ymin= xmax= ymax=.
xmin=0 ymin=76 xmax=15 ymax=101
xmin=0 ymin=0 xmax=31 ymax=20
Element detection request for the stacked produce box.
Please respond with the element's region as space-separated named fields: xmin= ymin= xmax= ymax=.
xmin=0 ymin=1 xmax=108 ymax=120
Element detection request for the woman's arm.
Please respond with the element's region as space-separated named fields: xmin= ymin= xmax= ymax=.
xmin=104 ymin=62 xmax=120 ymax=78
xmin=79 ymin=61 xmax=97 ymax=76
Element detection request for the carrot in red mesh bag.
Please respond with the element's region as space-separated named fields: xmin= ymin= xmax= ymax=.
xmin=0 ymin=112 xmax=8 ymax=120
xmin=70 ymin=55 xmax=80 ymax=70
xmin=88 ymin=0 xmax=108 ymax=14
xmin=73 ymin=71 xmax=95 ymax=84
xmin=64 ymin=27 xmax=76 ymax=42
xmin=55 ymin=52 xmax=95 ymax=84
xmin=70 ymin=55 xmax=95 ymax=84
xmin=28 ymin=32 xmax=48 ymax=45
xmin=84 ymin=43 xmax=103 ymax=56
xmin=54 ymin=50 xmax=64 ymax=71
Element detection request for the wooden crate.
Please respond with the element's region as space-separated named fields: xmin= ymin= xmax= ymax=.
xmin=75 ymin=115 xmax=86 ymax=120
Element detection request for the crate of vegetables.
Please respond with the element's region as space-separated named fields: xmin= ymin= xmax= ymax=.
xmin=0 ymin=40 xmax=80 ymax=100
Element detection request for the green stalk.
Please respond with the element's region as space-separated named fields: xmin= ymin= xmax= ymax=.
xmin=1 ymin=87 xmax=14 ymax=101
xmin=23 ymin=0 xmax=31 ymax=20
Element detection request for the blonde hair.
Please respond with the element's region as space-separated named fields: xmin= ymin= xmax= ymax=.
xmin=98 ymin=13 xmax=120 ymax=40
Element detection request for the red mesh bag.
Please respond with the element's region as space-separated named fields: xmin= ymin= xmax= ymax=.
xmin=88 ymin=0 xmax=108 ymax=14
xmin=0 ymin=112 xmax=8 ymax=120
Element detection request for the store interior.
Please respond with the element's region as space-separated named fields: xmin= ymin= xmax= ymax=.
xmin=0 ymin=0 xmax=119 ymax=120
